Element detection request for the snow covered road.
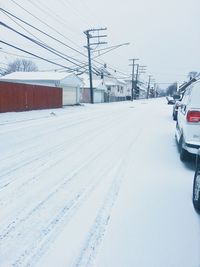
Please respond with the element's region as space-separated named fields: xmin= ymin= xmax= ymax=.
xmin=0 ymin=99 xmax=199 ymax=267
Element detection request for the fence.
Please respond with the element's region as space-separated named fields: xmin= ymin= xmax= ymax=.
xmin=0 ymin=81 xmax=62 ymax=113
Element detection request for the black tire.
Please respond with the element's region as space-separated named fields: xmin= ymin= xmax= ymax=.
xmin=193 ymin=169 xmax=200 ymax=212
xmin=173 ymin=110 xmax=177 ymax=121
xmin=179 ymin=136 xmax=189 ymax=161
xmin=173 ymin=113 xmax=177 ymax=121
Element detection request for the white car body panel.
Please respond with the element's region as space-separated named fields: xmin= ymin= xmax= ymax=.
xmin=176 ymin=81 xmax=200 ymax=155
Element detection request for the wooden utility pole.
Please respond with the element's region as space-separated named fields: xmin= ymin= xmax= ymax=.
xmin=84 ymin=28 xmax=107 ymax=104
xmin=147 ymin=75 xmax=152 ymax=99
xmin=129 ymin=58 xmax=139 ymax=100
xmin=135 ymin=64 xmax=139 ymax=99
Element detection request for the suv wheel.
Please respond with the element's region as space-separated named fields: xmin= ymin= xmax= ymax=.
xmin=179 ymin=136 xmax=189 ymax=161
xmin=173 ymin=113 xmax=177 ymax=121
xmin=193 ymin=169 xmax=200 ymax=212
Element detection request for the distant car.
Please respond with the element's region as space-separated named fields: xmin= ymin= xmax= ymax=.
xmin=193 ymin=149 xmax=200 ymax=212
xmin=175 ymin=81 xmax=200 ymax=161
xmin=166 ymin=96 xmax=175 ymax=105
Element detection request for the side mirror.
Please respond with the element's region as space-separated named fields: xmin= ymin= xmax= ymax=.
xmin=176 ymin=101 xmax=182 ymax=107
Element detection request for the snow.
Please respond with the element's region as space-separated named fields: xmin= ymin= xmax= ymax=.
xmin=0 ymin=71 xmax=73 ymax=81
xmin=80 ymin=74 xmax=106 ymax=90
xmin=0 ymin=99 xmax=199 ymax=267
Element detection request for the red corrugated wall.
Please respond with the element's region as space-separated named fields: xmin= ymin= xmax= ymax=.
xmin=81 ymin=88 xmax=91 ymax=103
xmin=0 ymin=81 xmax=62 ymax=113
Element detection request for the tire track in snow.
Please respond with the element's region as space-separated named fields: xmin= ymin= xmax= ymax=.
xmin=0 ymin=105 xmax=122 ymax=160
xmin=0 ymin=110 xmax=127 ymax=191
xmin=73 ymin=130 xmax=142 ymax=267
xmin=16 ymin=126 xmax=142 ymax=267
xmin=0 ymin=109 xmax=130 ymax=220
xmin=0 ymin=126 xmax=120 ymax=241
xmin=0 ymin=117 xmax=138 ymax=267
xmin=11 ymin=165 xmax=111 ymax=267
xmin=0 ymin=111 xmax=113 ymax=179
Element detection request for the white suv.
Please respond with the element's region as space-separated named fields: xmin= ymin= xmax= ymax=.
xmin=175 ymin=80 xmax=200 ymax=161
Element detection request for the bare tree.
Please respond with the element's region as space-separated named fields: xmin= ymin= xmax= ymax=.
xmin=166 ymin=82 xmax=178 ymax=96
xmin=3 ymin=59 xmax=38 ymax=75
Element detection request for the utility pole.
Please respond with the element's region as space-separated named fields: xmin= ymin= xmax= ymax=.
xmin=147 ymin=75 xmax=152 ymax=99
xmin=154 ymin=83 xmax=157 ymax=97
xmin=135 ymin=64 xmax=139 ymax=99
xmin=135 ymin=64 xmax=147 ymax=99
xmin=129 ymin=58 xmax=139 ymax=101
xmin=84 ymin=28 xmax=107 ymax=104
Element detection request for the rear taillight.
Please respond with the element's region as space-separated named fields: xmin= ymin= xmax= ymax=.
xmin=186 ymin=111 xmax=200 ymax=123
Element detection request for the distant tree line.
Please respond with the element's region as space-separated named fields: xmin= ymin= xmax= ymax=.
xmin=166 ymin=82 xmax=178 ymax=96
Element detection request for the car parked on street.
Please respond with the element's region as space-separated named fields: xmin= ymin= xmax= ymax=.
xmin=175 ymin=81 xmax=200 ymax=161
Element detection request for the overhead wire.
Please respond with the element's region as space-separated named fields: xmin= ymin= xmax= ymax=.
xmin=0 ymin=10 xmax=111 ymax=74
xmin=71 ymin=0 xmax=102 ymax=26
xmin=1 ymin=6 xmax=86 ymax=57
xmin=59 ymin=0 xmax=93 ymax=26
xmin=0 ymin=8 xmax=88 ymax=63
xmin=2 ymin=10 xmax=48 ymax=45
xmin=2 ymin=4 xmax=130 ymax=77
xmin=0 ymin=21 xmax=89 ymax=71
xmin=2 ymin=4 xmax=127 ymax=75
xmin=26 ymin=0 xmax=82 ymax=35
xmin=8 ymin=0 xmax=86 ymax=53
xmin=1 ymin=8 xmax=119 ymax=76
xmin=0 ymin=48 xmax=67 ymax=62
xmin=0 ymin=40 xmax=78 ymax=71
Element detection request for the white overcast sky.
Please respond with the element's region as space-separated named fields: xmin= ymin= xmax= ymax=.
xmin=1 ymin=0 xmax=200 ymax=87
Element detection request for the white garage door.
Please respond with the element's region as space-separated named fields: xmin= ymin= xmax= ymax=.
xmin=94 ymin=91 xmax=104 ymax=103
xmin=63 ymin=87 xmax=77 ymax=105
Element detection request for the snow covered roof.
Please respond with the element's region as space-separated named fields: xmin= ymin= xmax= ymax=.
xmin=0 ymin=71 xmax=83 ymax=88
xmin=80 ymin=74 xmax=106 ymax=90
xmin=104 ymin=80 xmax=117 ymax=86
xmin=0 ymin=71 xmax=73 ymax=81
xmin=83 ymin=79 xmax=105 ymax=88
xmin=117 ymin=79 xmax=127 ymax=85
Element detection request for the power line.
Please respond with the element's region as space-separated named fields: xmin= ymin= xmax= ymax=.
xmin=1 ymin=7 xmax=87 ymax=58
xmin=59 ymin=0 xmax=92 ymax=27
xmin=74 ymin=0 xmax=102 ymax=25
xmin=26 ymin=0 xmax=82 ymax=35
xmin=2 ymin=10 xmax=47 ymax=45
xmin=68 ymin=43 xmax=130 ymax=77
xmin=0 ymin=8 xmax=90 ymax=69
xmin=8 ymin=0 xmax=86 ymax=54
xmin=1 ymin=8 xmax=130 ymax=78
xmin=1 ymin=7 xmax=129 ymax=78
xmin=0 ymin=45 xmax=99 ymax=76
xmin=1 ymin=8 xmax=97 ymax=73
xmin=0 ymin=40 xmax=78 ymax=71
xmin=0 ymin=48 xmax=65 ymax=61
xmin=0 ymin=21 xmax=88 ymax=70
